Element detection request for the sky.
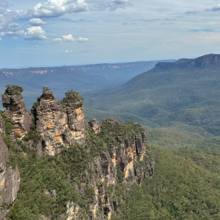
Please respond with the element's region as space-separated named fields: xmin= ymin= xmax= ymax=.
xmin=1 ymin=0 xmax=220 ymax=68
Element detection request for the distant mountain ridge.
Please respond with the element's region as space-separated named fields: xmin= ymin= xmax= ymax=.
xmin=84 ymin=53 xmax=220 ymax=135
xmin=0 ymin=60 xmax=172 ymax=78
xmin=0 ymin=59 xmax=174 ymax=109
xmin=156 ymin=54 xmax=220 ymax=69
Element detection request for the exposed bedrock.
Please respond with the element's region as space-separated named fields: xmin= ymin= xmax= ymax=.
xmin=0 ymin=136 xmax=20 ymax=220
xmin=31 ymin=87 xmax=86 ymax=156
xmin=1 ymin=85 xmax=32 ymax=139
xmin=78 ymin=118 xmax=155 ymax=220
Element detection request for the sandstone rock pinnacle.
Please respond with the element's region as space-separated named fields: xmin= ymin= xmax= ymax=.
xmin=31 ymin=87 xmax=86 ymax=156
xmin=1 ymin=85 xmax=32 ymax=138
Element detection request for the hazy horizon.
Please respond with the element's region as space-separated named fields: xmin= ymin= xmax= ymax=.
xmin=0 ymin=58 xmax=177 ymax=69
xmin=1 ymin=0 xmax=220 ymax=68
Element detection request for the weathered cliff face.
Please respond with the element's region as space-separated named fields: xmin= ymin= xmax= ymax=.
xmin=31 ymin=88 xmax=85 ymax=156
xmin=1 ymin=85 xmax=32 ymax=139
xmin=89 ymin=119 xmax=102 ymax=134
xmin=0 ymin=115 xmax=5 ymax=134
xmin=0 ymin=134 xmax=8 ymax=173
xmin=0 ymin=86 xmax=154 ymax=220
xmin=90 ymin=119 xmax=153 ymax=219
xmin=69 ymin=119 xmax=154 ymax=220
xmin=60 ymin=90 xmax=86 ymax=145
xmin=0 ymin=135 xmax=20 ymax=220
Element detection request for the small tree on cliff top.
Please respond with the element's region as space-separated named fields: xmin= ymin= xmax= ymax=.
xmin=61 ymin=90 xmax=83 ymax=105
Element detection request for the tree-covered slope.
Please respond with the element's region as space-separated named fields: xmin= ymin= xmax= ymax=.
xmin=84 ymin=54 xmax=220 ymax=135
xmin=112 ymin=145 xmax=220 ymax=220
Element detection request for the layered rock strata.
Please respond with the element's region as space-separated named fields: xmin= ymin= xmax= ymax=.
xmin=1 ymin=85 xmax=32 ymax=138
xmin=0 ymin=135 xmax=20 ymax=220
xmin=74 ymin=119 xmax=154 ymax=220
xmin=31 ymin=88 xmax=85 ymax=156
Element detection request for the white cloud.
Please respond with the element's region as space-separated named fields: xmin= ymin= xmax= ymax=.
xmin=8 ymin=23 xmax=21 ymax=31
xmin=0 ymin=30 xmax=24 ymax=36
xmin=0 ymin=10 xmax=26 ymax=32
xmin=29 ymin=18 xmax=47 ymax=26
xmin=0 ymin=0 xmax=8 ymax=8
xmin=53 ymin=36 xmax=89 ymax=43
xmin=77 ymin=37 xmax=88 ymax=42
xmin=0 ymin=21 xmax=24 ymax=37
xmin=0 ymin=0 xmax=131 ymax=31
xmin=24 ymin=26 xmax=47 ymax=40
xmin=0 ymin=37 xmax=1 ymax=41
xmin=28 ymin=0 xmax=130 ymax=17
xmin=0 ymin=0 xmax=132 ymax=36
xmin=64 ymin=49 xmax=72 ymax=53
xmin=52 ymin=37 xmax=62 ymax=42
xmin=29 ymin=0 xmax=89 ymax=18
xmin=62 ymin=34 xmax=75 ymax=42
xmin=205 ymin=4 xmax=220 ymax=12
xmin=0 ymin=0 xmax=89 ymax=31
xmin=0 ymin=0 xmax=131 ymax=43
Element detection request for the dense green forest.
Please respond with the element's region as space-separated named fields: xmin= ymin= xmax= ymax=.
xmin=112 ymin=145 xmax=220 ymax=220
xmin=84 ymin=54 xmax=220 ymax=137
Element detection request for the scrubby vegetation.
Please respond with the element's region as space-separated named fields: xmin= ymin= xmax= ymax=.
xmin=1 ymin=111 xmax=14 ymax=149
xmin=61 ymin=90 xmax=83 ymax=105
xmin=4 ymin=85 xmax=23 ymax=95
xmin=99 ymin=118 xmax=145 ymax=145
xmin=22 ymin=120 xmax=41 ymax=147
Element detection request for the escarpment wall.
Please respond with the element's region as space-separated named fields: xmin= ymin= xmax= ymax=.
xmin=72 ymin=119 xmax=154 ymax=220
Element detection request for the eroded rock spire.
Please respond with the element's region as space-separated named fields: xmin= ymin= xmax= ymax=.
xmin=1 ymin=85 xmax=32 ymax=139
xmin=31 ymin=87 xmax=86 ymax=156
